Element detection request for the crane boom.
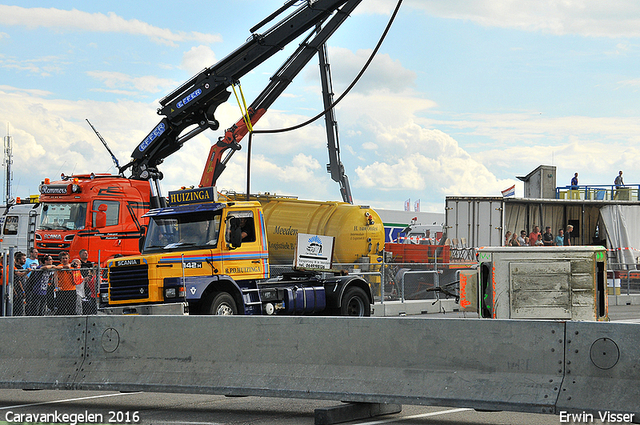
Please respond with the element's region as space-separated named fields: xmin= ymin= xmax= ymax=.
xmin=121 ymin=0 xmax=361 ymax=185
xmin=318 ymin=42 xmax=353 ymax=204
xmin=199 ymin=0 xmax=361 ymax=189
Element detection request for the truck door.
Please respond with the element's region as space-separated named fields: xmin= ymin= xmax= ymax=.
xmin=0 ymin=214 xmax=19 ymax=250
xmin=91 ymin=200 xmax=123 ymax=259
xmin=222 ymin=210 xmax=268 ymax=281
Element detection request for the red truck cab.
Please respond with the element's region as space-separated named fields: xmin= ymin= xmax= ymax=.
xmin=35 ymin=174 xmax=151 ymax=266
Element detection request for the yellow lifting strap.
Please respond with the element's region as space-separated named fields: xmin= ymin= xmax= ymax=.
xmin=232 ymin=83 xmax=253 ymax=133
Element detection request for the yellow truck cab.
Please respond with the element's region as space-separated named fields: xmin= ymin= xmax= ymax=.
xmin=101 ymin=187 xmax=373 ymax=316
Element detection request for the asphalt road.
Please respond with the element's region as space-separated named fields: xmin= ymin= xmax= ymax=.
xmin=0 ymin=390 xmax=574 ymax=425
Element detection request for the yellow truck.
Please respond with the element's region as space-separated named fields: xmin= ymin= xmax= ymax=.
xmin=100 ymin=187 xmax=383 ymax=316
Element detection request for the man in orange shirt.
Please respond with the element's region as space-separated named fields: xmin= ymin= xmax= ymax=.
xmin=54 ymin=251 xmax=77 ymax=315
xmin=529 ymin=226 xmax=541 ymax=246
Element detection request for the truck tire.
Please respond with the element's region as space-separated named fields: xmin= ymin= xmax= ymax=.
xmin=340 ymin=287 xmax=371 ymax=317
xmin=208 ymin=292 xmax=238 ymax=315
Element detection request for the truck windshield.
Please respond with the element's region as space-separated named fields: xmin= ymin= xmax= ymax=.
xmin=144 ymin=211 xmax=222 ymax=252
xmin=39 ymin=203 xmax=87 ymax=230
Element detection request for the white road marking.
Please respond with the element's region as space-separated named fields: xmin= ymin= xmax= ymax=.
xmin=355 ymin=407 xmax=472 ymax=424
xmin=0 ymin=391 xmax=141 ymax=410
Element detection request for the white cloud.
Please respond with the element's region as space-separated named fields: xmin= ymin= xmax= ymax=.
xmin=0 ymin=55 xmax=64 ymax=77
xmin=353 ymin=123 xmax=514 ymax=197
xmin=86 ymin=71 xmax=177 ymax=94
xmin=618 ymin=78 xmax=640 ymax=89
xmin=0 ymin=86 xmax=160 ymax=194
xmin=0 ymin=5 xmax=222 ymax=46
xmin=352 ymin=0 xmax=400 ymax=15
xmin=425 ymin=113 xmax=640 ymax=147
xmin=181 ymin=46 xmax=217 ymax=75
xmin=311 ymin=47 xmax=417 ymax=95
xmin=406 ymin=0 xmax=640 ymax=38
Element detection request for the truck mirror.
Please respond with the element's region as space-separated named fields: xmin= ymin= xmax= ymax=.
xmin=139 ymin=225 xmax=148 ymax=252
xmin=95 ymin=204 xmax=107 ymax=228
xmin=227 ymin=217 xmax=242 ymax=249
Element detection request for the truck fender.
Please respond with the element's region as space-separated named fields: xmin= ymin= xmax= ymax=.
xmin=324 ymin=275 xmax=373 ymax=309
xmin=195 ymin=275 xmax=245 ymax=314
xmin=161 ymin=274 xmax=239 ymax=303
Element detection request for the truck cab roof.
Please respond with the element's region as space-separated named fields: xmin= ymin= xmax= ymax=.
xmin=143 ymin=202 xmax=226 ymax=218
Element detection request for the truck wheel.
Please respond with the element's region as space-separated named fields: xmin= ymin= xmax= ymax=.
xmin=208 ymin=292 xmax=237 ymax=315
xmin=340 ymin=287 xmax=371 ymax=317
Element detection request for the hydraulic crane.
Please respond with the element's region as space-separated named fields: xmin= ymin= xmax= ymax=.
xmin=119 ymin=0 xmax=362 ymax=207
xmin=198 ymin=3 xmax=357 ymax=203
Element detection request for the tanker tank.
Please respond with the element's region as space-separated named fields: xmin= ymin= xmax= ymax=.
xmin=221 ymin=193 xmax=384 ymax=265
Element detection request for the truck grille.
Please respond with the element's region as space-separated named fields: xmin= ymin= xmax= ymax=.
xmin=36 ymin=241 xmax=72 ymax=262
xmin=109 ymin=264 xmax=149 ymax=301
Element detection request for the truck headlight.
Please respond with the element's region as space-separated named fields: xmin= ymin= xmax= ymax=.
xmin=165 ymin=288 xmax=176 ymax=298
xmin=100 ymin=293 xmax=109 ymax=303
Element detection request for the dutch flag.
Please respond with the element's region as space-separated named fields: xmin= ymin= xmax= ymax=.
xmin=501 ymin=184 xmax=516 ymax=197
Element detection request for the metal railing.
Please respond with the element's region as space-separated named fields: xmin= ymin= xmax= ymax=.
xmin=330 ymin=259 xmax=474 ymax=304
xmin=556 ymin=184 xmax=640 ymax=201
xmin=607 ymin=262 xmax=640 ymax=296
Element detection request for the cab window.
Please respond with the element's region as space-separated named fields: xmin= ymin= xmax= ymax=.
xmin=225 ymin=211 xmax=256 ymax=243
xmin=92 ymin=200 xmax=119 ymax=227
xmin=3 ymin=216 xmax=18 ymax=235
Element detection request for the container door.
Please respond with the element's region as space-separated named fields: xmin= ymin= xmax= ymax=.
xmin=445 ymin=198 xmax=504 ymax=248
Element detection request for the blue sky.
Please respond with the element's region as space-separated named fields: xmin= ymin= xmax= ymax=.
xmin=1 ymin=0 xmax=640 ymax=212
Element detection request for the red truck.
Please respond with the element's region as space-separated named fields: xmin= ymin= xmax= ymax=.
xmin=35 ymin=173 xmax=151 ymax=266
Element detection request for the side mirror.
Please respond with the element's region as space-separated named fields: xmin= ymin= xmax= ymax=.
xmin=95 ymin=204 xmax=107 ymax=229
xmin=139 ymin=225 xmax=148 ymax=252
xmin=227 ymin=217 xmax=242 ymax=249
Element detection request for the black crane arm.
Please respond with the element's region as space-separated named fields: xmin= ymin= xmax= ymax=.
xmin=121 ymin=0 xmax=359 ymax=181
xmin=199 ymin=0 xmax=361 ymax=188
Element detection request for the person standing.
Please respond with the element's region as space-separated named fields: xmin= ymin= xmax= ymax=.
xmin=614 ymin=170 xmax=625 ymax=199
xmin=564 ymin=225 xmax=573 ymax=246
xmin=571 ymin=173 xmax=579 ymax=189
xmin=24 ymin=248 xmax=40 ymax=315
xmin=71 ymin=259 xmax=84 ymax=314
xmin=517 ymin=230 xmax=527 ymax=246
xmin=79 ymin=249 xmax=97 ymax=315
xmin=13 ymin=252 xmax=28 ymax=316
xmin=34 ymin=256 xmax=55 ymax=316
xmin=555 ymin=229 xmax=565 ymax=246
xmin=54 ymin=251 xmax=77 ymax=315
xmin=504 ymin=231 xmax=512 ymax=247
xmin=529 ymin=226 xmax=541 ymax=246
xmin=542 ymin=227 xmax=554 ymax=246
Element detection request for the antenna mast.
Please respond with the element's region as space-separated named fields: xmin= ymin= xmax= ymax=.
xmin=3 ymin=123 xmax=13 ymax=205
xmin=86 ymin=119 xmax=122 ymax=174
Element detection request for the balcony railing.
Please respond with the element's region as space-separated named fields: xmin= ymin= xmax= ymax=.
xmin=556 ymin=184 xmax=640 ymax=201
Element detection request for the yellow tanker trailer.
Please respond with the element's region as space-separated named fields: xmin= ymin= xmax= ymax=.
xmin=220 ymin=193 xmax=385 ymax=266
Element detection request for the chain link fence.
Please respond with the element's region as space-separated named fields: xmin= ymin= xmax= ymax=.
xmin=5 ymin=265 xmax=100 ymax=317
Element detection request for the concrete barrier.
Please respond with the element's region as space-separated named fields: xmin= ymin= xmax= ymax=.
xmin=0 ymin=315 xmax=637 ymax=419
xmin=0 ymin=316 xmax=86 ymax=390
xmin=77 ymin=316 xmax=564 ymax=413
xmin=556 ymin=321 xmax=640 ymax=420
